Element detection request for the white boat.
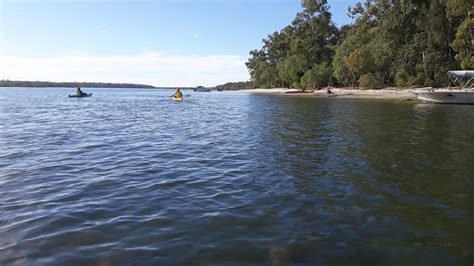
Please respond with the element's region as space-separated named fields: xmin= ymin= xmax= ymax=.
xmin=416 ymin=91 xmax=474 ymax=104
xmin=415 ymin=70 xmax=474 ymax=104
xmin=284 ymin=88 xmax=303 ymax=93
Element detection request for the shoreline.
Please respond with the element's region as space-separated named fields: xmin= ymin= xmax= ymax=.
xmin=239 ymin=87 xmax=431 ymax=100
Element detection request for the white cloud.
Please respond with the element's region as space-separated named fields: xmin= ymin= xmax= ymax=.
xmin=0 ymin=52 xmax=250 ymax=87
xmin=192 ymin=33 xmax=199 ymax=39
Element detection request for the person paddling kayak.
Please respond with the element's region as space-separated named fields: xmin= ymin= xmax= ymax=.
xmin=76 ymin=87 xmax=87 ymax=97
xmin=171 ymin=89 xmax=183 ymax=99
xmin=69 ymin=86 xmax=92 ymax=98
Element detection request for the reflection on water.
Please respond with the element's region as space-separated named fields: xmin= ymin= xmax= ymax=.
xmin=0 ymin=88 xmax=473 ymax=265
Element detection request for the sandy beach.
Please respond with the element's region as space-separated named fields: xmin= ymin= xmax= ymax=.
xmin=240 ymin=87 xmax=432 ymax=100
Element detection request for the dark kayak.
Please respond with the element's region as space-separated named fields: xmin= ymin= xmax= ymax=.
xmin=69 ymin=93 xmax=92 ymax=98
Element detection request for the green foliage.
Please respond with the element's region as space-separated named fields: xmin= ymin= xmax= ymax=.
xmin=333 ymin=19 xmax=374 ymax=87
xmin=213 ymin=81 xmax=254 ymax=91
xmin=300 ymin=62 xmax=333 ymax=88
xmin=395 ymin=69 xmax=408 ymax=87
xmin=246 ymin=0 xmax=337 ymax=88
xmin=247 ymin=0 xmax=469 ymax=89
xmin=332 ymin=1 xmax=465 ymax=87
xmin=346 ymin=47 xmax=373 ymax=75
xmin=446 ymin=0 xmax=472 ymax=18
xmin=291 ymin=81 xmax=302 ymax=89
xmin=452 ymin=10 xmax=474 ymax=69
xmin=277 ymin=55 xmax=307 ymax=86
xmin=0 ymin=80 xmax=155 ymax=88
xmin=259 ymin=65 xmax=280 ymax=88
xmin=395 ymin=69 xmax=410 ymax=87
xmin=358 ymin=73 xmax=378 ymax=89
xmin=300 ymin=70 xmax=316 ymax=88
xmin=333 ymin=40 xmax=356 ymax=86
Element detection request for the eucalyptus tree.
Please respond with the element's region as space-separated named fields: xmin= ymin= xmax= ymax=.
xmin=247 ymin=0 xmax=338 ymax=88
xmin=247 ymin=0 xmax=471 ymax=89
xmin=333 ymin=0 xmax=470 ymax=87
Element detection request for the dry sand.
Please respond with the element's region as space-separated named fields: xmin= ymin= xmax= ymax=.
xmin=239 ymin=87 xmax=432 ymax=101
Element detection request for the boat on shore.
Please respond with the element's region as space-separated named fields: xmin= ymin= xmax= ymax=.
xmin=284 ymin=89 xmax=315 ymax=94
xmin=416 ymin=90 xmax=474 ymax=104
xmin=284 ymin=89 xmax=304 ymax=93
xmin=415 ymin=71 xmax=474 ymax=104
xmin=194 ymin=86 xmax=211 ymax=92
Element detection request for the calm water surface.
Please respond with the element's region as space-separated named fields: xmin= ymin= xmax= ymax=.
xmin=0 ymin=88 xmax=473 ymax=265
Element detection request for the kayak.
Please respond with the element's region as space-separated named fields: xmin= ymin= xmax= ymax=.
xmin=69 ymin=93 xmax=92 ymax=98
xmin=173 ymin=96 xmax=183 ymax=101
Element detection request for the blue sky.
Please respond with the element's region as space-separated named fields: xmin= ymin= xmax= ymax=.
xmin=1 ymin=0 xmax=357 ymax=86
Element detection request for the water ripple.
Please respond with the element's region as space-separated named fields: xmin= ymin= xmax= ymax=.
xmin=0 ymin=88 xmax=473 ymax=265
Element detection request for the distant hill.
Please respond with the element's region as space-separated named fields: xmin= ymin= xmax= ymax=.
xmin=213 ymin=81 xmax=254 ymax=91
xmin=0 ymin=80 xmax=156 ymax=88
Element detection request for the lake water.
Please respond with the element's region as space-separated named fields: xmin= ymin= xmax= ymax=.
xmin=0 ymin=88 xmax=473 ymax=265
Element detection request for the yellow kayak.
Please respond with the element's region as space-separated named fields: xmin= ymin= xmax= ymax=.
xmin=173 ymin=96 xmax=183 ymax=101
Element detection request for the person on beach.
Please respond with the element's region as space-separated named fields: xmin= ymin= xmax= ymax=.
xmin=76 ymin=87 xmax=86 ymax=96
xmin=172 ymin=88 xmax=183 ymax=98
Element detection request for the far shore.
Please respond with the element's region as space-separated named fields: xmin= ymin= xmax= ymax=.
xmin=239 ymin=87 xmax=442 ymax=101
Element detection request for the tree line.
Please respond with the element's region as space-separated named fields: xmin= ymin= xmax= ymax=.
xmin=213 ymin=81 xmax=254 ymax=90
xmin=246 ymin=0 xmax=473 ymax=89
xmin=0 ymin=80 xmax=156 ymax=88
